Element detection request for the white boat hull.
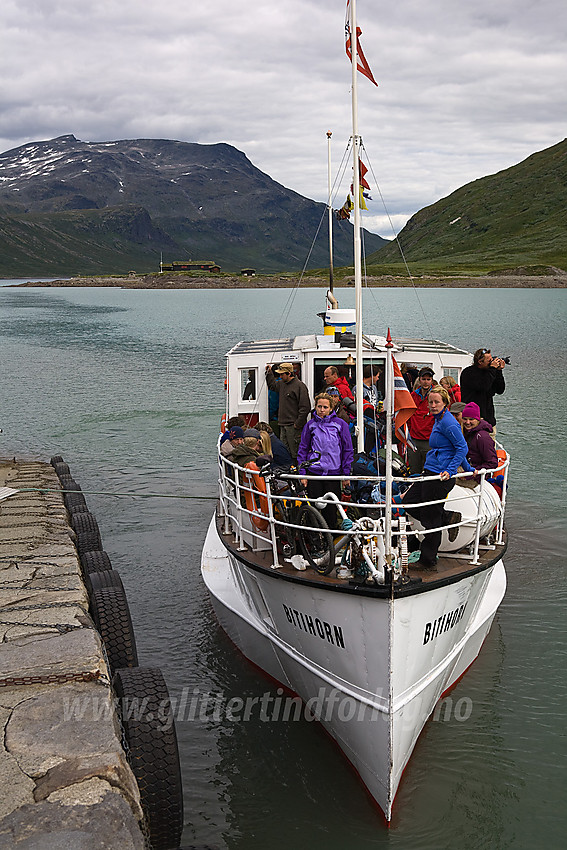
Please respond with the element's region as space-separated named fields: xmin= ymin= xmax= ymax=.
xmin=201 ymin=515 xmax=506 ymax=820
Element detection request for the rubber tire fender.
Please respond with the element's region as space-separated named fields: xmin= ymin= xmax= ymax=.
xmin=89 ymin=585 xmax=138 ymax=671
xmin=85 ymin=567 xmax=123 ymax=599
xmin=54 ymin=462 xmax=71 ymax=479
xmin=80 ymin=550 xmax=112 ymax=578
xmin=60 ymin=477 xmax=87 ymax=511
xmin=113 ymin=667 xmax=184 ymax=850
xmin=72 ymin=511 xmax=102 ymax=553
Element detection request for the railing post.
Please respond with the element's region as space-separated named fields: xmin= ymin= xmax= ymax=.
xmin=470 ymin=471 xmax=485 ymax=565
xmin=496 ymin=444 xmax=509 ymax=545
xmin=266 ymin=480 xmax=281 ymax=569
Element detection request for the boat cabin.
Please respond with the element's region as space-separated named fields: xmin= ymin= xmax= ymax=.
xmin=225 ymin=331 xmax=470 ymax=425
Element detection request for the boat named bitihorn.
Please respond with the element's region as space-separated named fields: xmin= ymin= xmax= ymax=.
xmin=201 ymin=0 xmax=507 ymax=821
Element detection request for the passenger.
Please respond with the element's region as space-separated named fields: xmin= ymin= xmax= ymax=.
xmin=461 ymin=402 xmax=498 ymax=471
xmin=257 ymin=422 xmax=292 ymax=468
xmin=322 ymin=365 xmax=354 ymax=401
xmin=326 ymin=386 xmax=352 ymax=425
xmin=297 ymin=392 xmax=354 ymax=529
xmin=267 ymin=367 xmax=281 ymax=436
xmin=265 ymin=363 xmax=311 ymax=461
xmin=220 ymin=426 xmax=245 ymax=457
xmin=449 ymin=401 xmax=466 ymax=427
xmin=220 ymin=416 xmax=246 ymax=446
xmin=460 ymin=348 xmax=506 ymax=430
xmin=230 ymin=436 xmax=269 ymax=469
xmin=403 ymin=385 xmax=473 ymax=568
xmin=242 ymin=370 xmax=256 ymax=400
xmin=440 ymin=375 xmax=461 ymax=405
xmin=407 ymin=367 xmax=435 ymax=474
xmin=258 ymin=430 xmax=273 ymax=458
xmin=355 ymin=364 xmax=383 ymax=406
xmin=401 ymin=363 xmax=419 ymax=391
xmin=243 ymin=427 xmax=270 ymax=459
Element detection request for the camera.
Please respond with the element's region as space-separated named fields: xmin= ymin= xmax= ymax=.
xmin=491 ymin=356 xmax=511 ymax=365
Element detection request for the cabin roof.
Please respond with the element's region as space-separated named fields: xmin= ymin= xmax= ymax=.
xmin=391 ymin=338 xmax=470 ymax=355
xmin=226 ymin=335 xmax=469 ymax=358
xmin=227 ymin=338 xmax=294 ymax=356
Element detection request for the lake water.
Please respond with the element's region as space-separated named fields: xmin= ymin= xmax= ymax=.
xmin=0 ymin=282 xmax=565 ymax=849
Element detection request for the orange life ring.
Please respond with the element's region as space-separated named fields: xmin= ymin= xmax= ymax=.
xmin=243 ymin=462 xmax=269 ymax=531
xmin=495 ymin=448 xmax=507 ymax=472
xmin=220 ymin=414 xmax=228 ymax=434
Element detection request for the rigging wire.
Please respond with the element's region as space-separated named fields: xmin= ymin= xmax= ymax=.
xmin=360 ymin=143 xmax=447 ymax=366
xmin=270 ymin=139 xmax=354 ymax=347
xmin=255 ymin=138 xmax=356 ymax=424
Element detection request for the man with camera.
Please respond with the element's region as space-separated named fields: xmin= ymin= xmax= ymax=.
xmin=460 ymin=348 xmax=507 ymax=430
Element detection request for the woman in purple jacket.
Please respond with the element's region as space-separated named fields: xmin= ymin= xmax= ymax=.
xmin=462 ymin=402 xmax=498 ymax=471
xmin=297 ymin=392 xmax=354 ymax=529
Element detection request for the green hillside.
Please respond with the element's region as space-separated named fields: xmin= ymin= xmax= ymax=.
xmin=367 ymin=138 xmax=567 ymax=274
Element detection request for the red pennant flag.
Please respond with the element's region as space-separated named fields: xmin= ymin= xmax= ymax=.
xmin=359 ymin=158 xmax=370 ymax=190
xmin=345 ymin=1 xmax=378 ymax=87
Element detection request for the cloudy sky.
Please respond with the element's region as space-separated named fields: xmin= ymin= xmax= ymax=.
xmin=1 ymin=0 xmax=565 ymax=236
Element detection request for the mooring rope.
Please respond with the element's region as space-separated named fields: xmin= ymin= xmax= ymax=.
xmin=14 ymin=488 xmax=219 ymax=501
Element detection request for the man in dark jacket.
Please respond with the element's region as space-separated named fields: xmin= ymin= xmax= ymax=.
xmin=265 ymin=363 xmax=311 ymax=460
xmin=460 ymin=349 xmax=506 ymax=429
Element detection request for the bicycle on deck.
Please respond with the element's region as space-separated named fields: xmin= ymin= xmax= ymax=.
xmin=260 ymin=458 xmax=335 ymax=575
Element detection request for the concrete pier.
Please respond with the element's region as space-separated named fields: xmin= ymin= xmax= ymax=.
xmin=0 ymin=459 xmax=145 ymax=848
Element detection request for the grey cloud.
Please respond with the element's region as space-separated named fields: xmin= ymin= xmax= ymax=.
xmin=1 ymin=0 xmax=565 ymax=237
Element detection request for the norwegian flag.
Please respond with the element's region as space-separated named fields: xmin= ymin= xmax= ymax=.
xmin=393 ymin=357 xmax=416 ymax=446
xmin=345 ymin=0 xmax=378 ymax=87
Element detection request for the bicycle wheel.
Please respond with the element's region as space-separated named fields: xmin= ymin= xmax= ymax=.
xmin=298 ymin=505 xmax=334 ymax=574
xmin=274 ymin=501 xmax=296 ymax=557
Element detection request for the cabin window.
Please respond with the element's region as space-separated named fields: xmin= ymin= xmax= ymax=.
xmin=239 ymin=368 xmax=257 ymax=401
xmin=313 ymin=358 xmax=384 ymax=396
xmin=442 ymin=367 xmax=460 ymax=381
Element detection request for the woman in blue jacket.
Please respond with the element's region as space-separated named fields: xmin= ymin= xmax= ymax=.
xmin=403 ymin=385 xmax=473 ymax=568
xmin=297 ymin=392 xmax=354 ymax=529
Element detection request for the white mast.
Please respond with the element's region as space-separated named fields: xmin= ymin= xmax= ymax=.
xmin=384 ymin=329 xmax=394 ymax=566
xmin=350 ymin=0 xmax=364 ymax=454
xmin=327 ymin=131 xmax=334 ymax=294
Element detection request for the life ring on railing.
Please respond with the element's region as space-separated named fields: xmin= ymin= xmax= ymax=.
xmin=495 ymin=448 xmax=507 ymax=470
xmin=220 ymin=413 xmax=228 ymax=433
xmin=243 ymin=462 xmax=269 ymax=531
xmin=487 ymin=448 xmax=508 ymax=499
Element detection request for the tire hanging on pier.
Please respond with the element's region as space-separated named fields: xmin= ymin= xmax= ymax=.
xmin=60 ymin=477 xmax=87 ymax=511
xmin=90 ymin=585 xmax=138 ymax=671
xmin=85 ymin=567 xmax=123 ymax=599
xmin=54 ymin=461 xmax=71 ymax=478
xmin=80 ymin=550 xmax=113 ymax=579
xmin=113 ymin=667 xmax=184 ymax=850
xmin=72 ymin=511 xmax=102 ymax=553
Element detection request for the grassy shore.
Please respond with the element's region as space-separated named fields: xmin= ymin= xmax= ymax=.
xmin=12 ymin=269 xmax=567 ymax=289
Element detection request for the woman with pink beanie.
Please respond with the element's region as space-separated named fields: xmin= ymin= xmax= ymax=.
xmin=461 ymin=402 xmax=498 ymax=471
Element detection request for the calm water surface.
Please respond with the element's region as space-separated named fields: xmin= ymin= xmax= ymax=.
xmin=0 ymin=284 xmax=565 ymax=849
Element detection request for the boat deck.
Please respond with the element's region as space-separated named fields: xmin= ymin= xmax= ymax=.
xmin=215 ymin=510 xmax=507 ymax=598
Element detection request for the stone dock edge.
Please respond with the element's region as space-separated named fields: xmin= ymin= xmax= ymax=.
xmin=0 ymin=458 xmax=146 ymax=849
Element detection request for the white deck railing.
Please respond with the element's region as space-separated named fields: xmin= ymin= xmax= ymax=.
xmin=217 ymin=444 xmax=509 ymax=574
